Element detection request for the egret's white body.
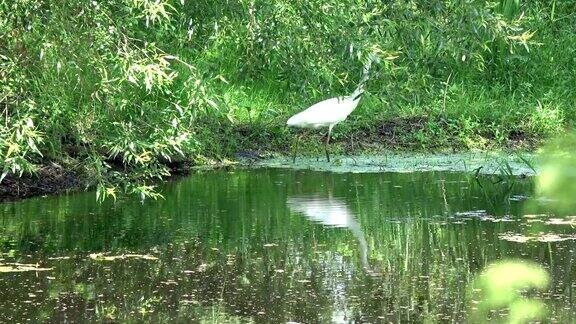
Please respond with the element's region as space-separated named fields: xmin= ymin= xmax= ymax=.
xmin=286 ymin=92 xmax=362 ymax=130
xmin=287 ymin=54 xmax=377 ymax=162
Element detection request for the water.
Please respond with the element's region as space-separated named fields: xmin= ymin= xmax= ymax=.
xmin=0 ymin=169 xmax=574 ymax=322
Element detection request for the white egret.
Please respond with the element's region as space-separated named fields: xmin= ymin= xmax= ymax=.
xmin=287 ymin=53 xmax=378 ymax=162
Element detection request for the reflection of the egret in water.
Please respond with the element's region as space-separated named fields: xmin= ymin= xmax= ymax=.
xmin=286 ymin=195 xmax=377 ymax=276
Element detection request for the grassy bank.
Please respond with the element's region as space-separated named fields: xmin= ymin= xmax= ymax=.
xmin=1 ymin=0 xmax=575 ymax=199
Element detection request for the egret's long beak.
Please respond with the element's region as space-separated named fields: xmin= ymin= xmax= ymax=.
xmin=353 ymin=92 xmax=364 ymax=101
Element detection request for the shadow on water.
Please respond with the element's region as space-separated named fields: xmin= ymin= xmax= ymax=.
xmin=0 ymin=168 xmax=574 ymax=322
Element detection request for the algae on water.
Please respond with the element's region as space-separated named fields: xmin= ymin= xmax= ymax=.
xmin=252 ymin=152 xmax=536 ymax=176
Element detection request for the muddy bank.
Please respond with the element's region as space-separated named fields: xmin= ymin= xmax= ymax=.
xmin=0 ymin=164 xmax=83 ymax=202
xmin=0 ymin=161 xmax=195 ymax=202
xmin=233 ymin=116 xmax=539 ymax=154
xmin=345 ymin=117 xmax=537 ymax=150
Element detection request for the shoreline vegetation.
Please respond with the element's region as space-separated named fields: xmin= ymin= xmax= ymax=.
xmin=1 ymin=1 xmax=574 ymax=201
xmin=0 ymin=148 xmax=537 ymax=202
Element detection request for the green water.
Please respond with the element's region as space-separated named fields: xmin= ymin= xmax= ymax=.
xmin=0 ymin=169 xmax=574 ymax=322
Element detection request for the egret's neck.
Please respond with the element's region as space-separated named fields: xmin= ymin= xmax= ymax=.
xmin=348 ymin=219 xmax=370 ymax=272
xmin=349 ymin=55 xmax=374 ymax=102
xmin=350 ymin=85 xmax=365 ymax=101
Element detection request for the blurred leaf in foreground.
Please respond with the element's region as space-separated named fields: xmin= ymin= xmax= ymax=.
xmin=470 ymin=260 xmax=549 ymax=323
xmin=536 ymin=132 xmax=576 ymax=213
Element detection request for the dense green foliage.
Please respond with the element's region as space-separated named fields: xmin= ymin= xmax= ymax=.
xmin=1 ymin=0 xmax=575 ymax=198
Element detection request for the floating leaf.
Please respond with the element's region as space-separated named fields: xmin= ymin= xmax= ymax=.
xmin=0 ymin=263 xmax=52 ymax=273
xmin=89 ymin=253 xmax=159 ymax=261
xmin=499 ymin=233 xmax=532 ymax=243
xmin=499 ymin=232 xmax=576 ymax=243
xmin=545 ymin=217 xmax=576 ymax=226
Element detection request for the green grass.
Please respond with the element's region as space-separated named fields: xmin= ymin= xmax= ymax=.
xmin=195 ymin=76 xmax=571 ymax=156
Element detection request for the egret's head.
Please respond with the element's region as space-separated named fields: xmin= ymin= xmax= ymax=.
xmin=367 ymin=52 xmax=380 ymax=64
xmin=362 ymin=52 xmax=379 ymax=76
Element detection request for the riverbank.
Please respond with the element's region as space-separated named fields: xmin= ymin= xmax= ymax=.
xmin=0 ymin=164 xmax=82 ymax=202
xmin=0 ymin=113 xmax=544 ymax=202
xmin=0 ymin=135 xmax=537 ymax=202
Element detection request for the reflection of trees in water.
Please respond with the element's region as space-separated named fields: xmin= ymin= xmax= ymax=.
xmin=2 ymin=169 xmax=576 ymax=322
xmin=0 ymin=240 xmax=340 ymax=323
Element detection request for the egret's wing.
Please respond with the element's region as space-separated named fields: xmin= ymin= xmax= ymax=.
xmin=287 ymin=97 xmax=352 ymax=128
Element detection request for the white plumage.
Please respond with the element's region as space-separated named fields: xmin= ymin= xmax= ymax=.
xmin=287 ymin=53 xmax=377 ymax=162
xmin=286 ymin=93 xmax=363 ymax=130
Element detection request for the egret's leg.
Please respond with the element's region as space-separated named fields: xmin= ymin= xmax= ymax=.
xmin=292 ymin=132 xmax=302 ymax=163
xmin=325 ymin=125 xmax=333 ymax=162
xmin=292 ymin=134 xmax=298 ymax=163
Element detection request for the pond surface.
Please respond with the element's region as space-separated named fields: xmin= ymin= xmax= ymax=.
xmin=1 ymin=168 xmax=575 ymax=322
